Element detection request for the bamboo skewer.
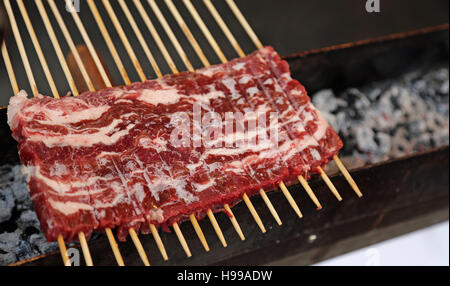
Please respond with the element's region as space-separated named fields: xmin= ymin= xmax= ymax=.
xmin=242 ymin=194 xmax=266 ymax=233
xmin=4 ymin=0 xmax=38 ymax=97
xmin=207 ymin=210 xmax=227 ymax=247
xmin=129 ymin=228 xmax=151 ymax=266
xmin=317 ymin=166 xmax=342 ymax=201
xmin=225 ymin=0 xmax=264 ymax=50
xmin=333 ymin=155 xmax=363 ymax=197
xmin=223 ymin=204 xmax=245 ymax=240
xmin=65 ymin=0 xmax=111 ymax=87
xmin=57 ymin=234 xmax=72 ymax=266
xmin=147 ymin=0 xmax=194 ymax=71
xmin=279 ymin=182 xmax=303 ymax=218
xmin=46 ymin=0 xmax=94 ymax=91
xmin=226 ymin=0 xmax=362 ymax=199
xmin=86 ymin=0 xmax=131 ymax=85
xmin=298 ymin=175 xmax=322 ymax=210
xmin=183 ymin=0 xmax=227 ymax=63
xmin=117 ymin=0 xmax=162 ymax=78
xmin=101 ymin=0 xmax=151 ymax=81
xmin=1 ymin=43 xmax=19 ymax=95
xmin=149 ymin=223 xmax=169 ymax=261
xmin=189 ymin=214 xmax=210 ymax=251
xmin=164 ymin=0 xmax=210 ymax=67
xmin=259 ymin=189 xmax=282 ymax=225
xmin=78 ymin=232 xmax=93 ymax=266
xmin=16 ymin=0 xmax=59 ymax=98
xmin=105 ymin=228 xmax=125 ymax=266
xmin=173 ymin=223 xmax=192 ymax=257
xmin=133 ymin=0 xmax=179 ymax=74
xmin=202 ymin=0 xmax=246 ymax=58
xmin=35 ymin=0 xmax=78 ymax=96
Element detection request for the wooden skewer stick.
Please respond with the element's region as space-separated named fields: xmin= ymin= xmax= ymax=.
xmin=207 ymin=209 xmax=227 ymax=247
xmin=16 ymin=0 xmax=59 ymax=98
xmin=147 ymin=0 xmax=194 ymax=71
xmin=46 ymin=0 xmax=95 ymax=91
xmin=133 ymin=0 xmax=179 ymax=74
xmin=101 ymin=0 xmax=150 ymax=81
xmin=86 ymin=0 xmax=131 ymax=85
xmin=225 ymin=0 xmax=264 ymax=50
xmin=35 ymin=0 xmax=78 ymax=96
xmin=165 ymin=0 xmax=210 ymax=67
xmin=202 ymin=0 xmax=246 ymax=58
xmin=65 ymin=0 xmax=112 ymax=87
xmin=105 ymin=228 xmax=125 ymax=266
xmin=129 ymin=228 xmax=151 ymax=266
xmin=183 ymin=0 xmax=227 ymax=63
xmin=189 ymin=214 xmax=210 ymax=251
xmin=118 ymin=0 xmax=162 ymax=78
xmin=149 ymin=223 xmax=169 ymax=261
xmin=4 ymin=0 xmax=38 ymax=97
xmin=298 ymin=175 xmax=322 ymax=210
xmin=1 ymin=43 xmax=19 ymax=95
xmin=317 ymin=166 xmax=342 ymax=201
xmin=173 ymin=223 xmax=192 ymax=257
xmin=242 ymin=194 xmax=266 ymax=233
xmin=57 ymin=234 xmax=72 ymax=266
xmin=223 ymin=204 xmax=245 ymax=240
xmin=333 ymin=155 xmax=362 ymax=197
xmin=279 ymin=182 xmax=303 ymax=218
xmin=78 ymin=232 xmax=94 ymax=266
xmin=259 ymin=189 xmax=282 ymax=225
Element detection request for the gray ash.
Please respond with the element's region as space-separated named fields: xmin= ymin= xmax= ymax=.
xmin=313 ymin=67 xmax=449 ymax=168
xmin=0 ymin=165 xmax=58 ymax=265
xmin=0 ymin=66 xmax=448 ymax=265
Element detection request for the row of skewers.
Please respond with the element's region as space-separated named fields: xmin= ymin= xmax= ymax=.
xmin=1 ymin=0 xmax=362 ymax=266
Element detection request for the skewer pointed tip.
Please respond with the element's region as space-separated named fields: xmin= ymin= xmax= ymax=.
xmin=279 ymin=182 xmax=303 ymax=218
xmin=223 ymin=204 xmax=246 ymax=241
xmin=242 ymin=194 xmax=266 ymax=233
xmin=298 ymin=175 xmax=322 ymax=210
xmin=207 ymin=209 xmax=228 ymax=247
xmin=149 ymin=223 xmax=169 ymax=261
xmin=333 ymin=155 xmax=363 ymax=198
xmin=173 ymin=222 xmax=192 ymax=257
xmin=189 ymin=214 xmax=211 ymax=252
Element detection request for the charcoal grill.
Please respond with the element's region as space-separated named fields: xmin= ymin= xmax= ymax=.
xmin=0 ymin=0 xmax=448 ymax=266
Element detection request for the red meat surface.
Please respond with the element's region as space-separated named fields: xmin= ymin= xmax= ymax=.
xmin=7 ymin=47 xmax=342 ymax=242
